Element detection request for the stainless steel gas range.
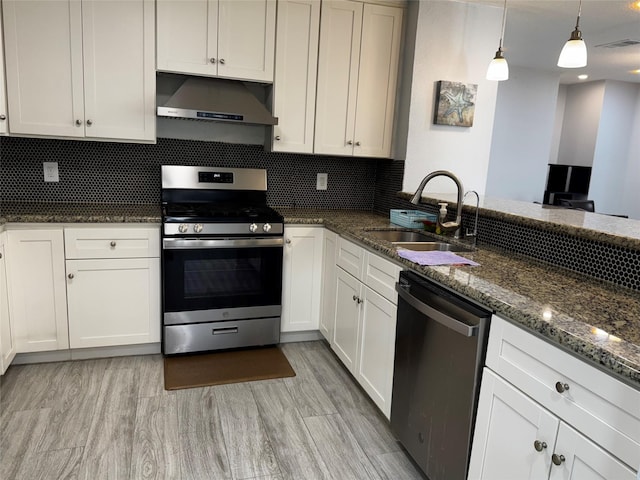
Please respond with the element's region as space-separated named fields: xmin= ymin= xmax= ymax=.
xmin=161 ymin=165 xmax=284 ymax=355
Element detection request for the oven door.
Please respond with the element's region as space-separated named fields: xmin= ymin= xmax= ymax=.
xmin=162 ymin=237 xmax=283 ymax=325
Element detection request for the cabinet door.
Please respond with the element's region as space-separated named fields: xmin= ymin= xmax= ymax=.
xmin=357 ymin=286 xmax=396 ymax=419
xmin=314 ymin=0 xmax=362 ymax=156
xmin=0 ymin=233 xmax=16 ymax=374
xmin=353 ymin=4 xmax=402 ymax=158
xmin=217 ymin=0 xmax=276 ymax=81
xmin=319 ymin=229 xmax=337 ymax=342
xmin=332 ymin=268 xmax=361 ymax=373
xmin=270 ymin=0 xmax=320 ymax=153
xmin=3 ymin=0 xmax=85 ymax=137
xmin=156 ymin=0 xmax=218 ymax=76
xmin=66 ymin=258 xmax=160 ymax=348
xmin=81 ymin=0 xmax=155 ymax=141
xmin=281 ymin=226 xmax=323 ymax=332
xmin=468 ymin=369 xmax=559 ymax=480
xmin=548 ymin=423 xmax=637 ymax=480
xmin=0 ymin=14 xmax=8 ymax=135
xmin=6 ymin=229 xmax=69 ymax=352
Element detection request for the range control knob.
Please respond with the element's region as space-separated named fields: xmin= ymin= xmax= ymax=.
xmin=263 ymin=223 xmax=272 ymax=233
xmin=193 ymin=224 xmax=203 ymax=233
xmin=249 ymin=223 xmax=258 ymax=233
xmin=178 ymin=224 xmax=188 ymax=233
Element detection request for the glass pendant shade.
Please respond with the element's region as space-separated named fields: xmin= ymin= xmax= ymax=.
xmin=487 ymin=51 xmax=509 ymax=81
xmin=558 ymin=34 xmax=587 ymax=68
xmin=558 ymin=1 xmax=587 ymax=68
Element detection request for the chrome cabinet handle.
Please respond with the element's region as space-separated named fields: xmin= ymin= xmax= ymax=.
xmin=86 ymin=119 xmax=93 ymax=126
xmin=285 ymin=238 xmax=291 ymax=244
xmin=0 ymin=252 xmax=3 ymax=259
xmin=555 ymin=382 xmax=570 ymax=393
xmin=75 ymin=119 xmax=82 ymax=126
xmin=0 ymin=114 xmax=6 ymax=120
xmin=552 ymin=453 xmax=566 ymax=466
xmin=275 ymin=135 xmax=281 ymax=141
xmin=219 ymin=58 xmax=225 ymax=65
xmin=347 ymin=140 xmax=353 ymax=145
xmin=210 ymin=58 xmax=216 ymax=64
xmin=110 ymin=241 xmax=116 ymax=247
xmin=352 ymin=295 xmax=362 ymax=304
xmin=355 ymin=141 xmax=361 ymax=146
xmin=353 ymin=295 xmax=357 ymax=301
xmin=534 ymin=440 xmax=547 ymax=452
xmin=68 ymin=273 xmax=74 ymax=279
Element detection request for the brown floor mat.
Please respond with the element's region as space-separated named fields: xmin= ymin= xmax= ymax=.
xmin=163 ymin=346 xmax=296 ymax=390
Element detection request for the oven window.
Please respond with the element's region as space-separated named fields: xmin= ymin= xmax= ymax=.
xmin=163 ymin=245 xmax=283 ymax=313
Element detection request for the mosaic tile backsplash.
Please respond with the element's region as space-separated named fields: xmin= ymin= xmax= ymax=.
xmin=1 ymin=136 xmax=638 ymax=291
xmin=0 ymin=137 xmax=378 ymax=209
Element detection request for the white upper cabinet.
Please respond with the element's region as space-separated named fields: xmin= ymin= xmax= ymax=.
xmin=270 ymin=0 xmax=320 ymax=153
xmin=0 ymin=10 xmax=8 ymax=135
xmin=157 ymin=0 xmax=276 ymax=82
xmin=2 ymin=0 xmax=155 ymax=142
xmin=315 ymin=1 xmax=403 ymax=158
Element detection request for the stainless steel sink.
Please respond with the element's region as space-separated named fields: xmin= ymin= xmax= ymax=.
xmin=365 ymin=230 xmax=431 ymax=242
xmin=364 ymin=229 xmax=473 ymax=253
xmin=394 ymin=242 xmax=474 ymax=253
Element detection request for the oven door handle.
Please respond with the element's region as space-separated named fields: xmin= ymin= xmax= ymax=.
xmin=163 ymin=237 xmax=284 ymax=249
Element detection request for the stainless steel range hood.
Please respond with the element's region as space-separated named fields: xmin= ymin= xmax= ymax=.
xmin=157 ymin=75 xmax=278 ymax=126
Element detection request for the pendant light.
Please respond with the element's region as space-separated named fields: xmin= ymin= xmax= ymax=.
xmin=558 ymin=0 xmax=587 ymax=68
xmin=486 ymin=0 xmax=509 ymax=81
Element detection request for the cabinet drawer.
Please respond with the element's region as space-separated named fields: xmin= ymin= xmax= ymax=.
xmin=336 ymin=237 xmax=365 ymax=278
xmin=363 ymin=251 xmax=401 ymax=304
xmin=65 ymin=227 xmax=160 ymax=259
xmin=487 ymin=315 xmax=640 ymax=469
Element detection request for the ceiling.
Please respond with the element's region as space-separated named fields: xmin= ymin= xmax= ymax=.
xmin=467 ymin=0 xmax=640 ymax=84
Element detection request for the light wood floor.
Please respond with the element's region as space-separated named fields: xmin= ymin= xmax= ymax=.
xmin=0 ymin=341 xmax=425 ymax=480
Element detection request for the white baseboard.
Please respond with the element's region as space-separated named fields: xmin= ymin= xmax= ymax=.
xmin=280 ymin=330 xmax=324 ymax=343
xmin=12 ymin=343 xmax=161 ymax=365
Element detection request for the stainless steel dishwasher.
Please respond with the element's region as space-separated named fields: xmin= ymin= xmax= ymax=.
xmin=391 ymin=270 xmax=491 ymax=480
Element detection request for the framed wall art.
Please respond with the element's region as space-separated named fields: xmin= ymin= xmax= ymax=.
xmin=433 ymin=81 xmax=477 ymax=127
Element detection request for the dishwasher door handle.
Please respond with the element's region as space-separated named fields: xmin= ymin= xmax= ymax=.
xmin=396 ymin=283 xmax=478 ymax=337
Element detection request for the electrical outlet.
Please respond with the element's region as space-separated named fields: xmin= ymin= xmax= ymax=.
xmin=43 ymin=162 xmax=59 ymax=182
xmin=316 ymin=173 xmax=328 ymax=190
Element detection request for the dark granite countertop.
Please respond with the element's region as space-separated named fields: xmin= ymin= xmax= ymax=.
xmin=0 ymin=203 xmax=161 ymax=224
xmin=277 ymin=208 xmax=640 ymax=389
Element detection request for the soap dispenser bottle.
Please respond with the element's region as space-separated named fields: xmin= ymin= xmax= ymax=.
xmin=437 ymin=202 xmax=448 ymax=234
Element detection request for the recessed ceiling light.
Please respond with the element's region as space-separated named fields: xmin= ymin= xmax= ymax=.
xmin=630 ymin=1 xmax=640 ymax=12
xmin=631 ymin=69 xmax=640 ymax=75
xmin=578 ymin=74 xmax=589 ymax=80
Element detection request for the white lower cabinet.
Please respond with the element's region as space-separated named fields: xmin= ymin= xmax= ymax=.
xmin=6 ymin=228 xmax=69 ymax=353
xmin=64 ymin=226 xmax=160 ymax=348
xmin=66 ymin=258 xmax=160 ymax=348
xmin=3 ymin=225 xmax=160 ymax=359
xmin=0 ymin=231 xmax=16 ymax=374
xmin=281 ymin=226 xmax=324 ymax=332
xmin=468 ymin=316 xmax=640 ymax=480
xmin=319 ymin=229 xmax=337 ymax=342
xmin=332 ymin=237 xmax=401 ymax=418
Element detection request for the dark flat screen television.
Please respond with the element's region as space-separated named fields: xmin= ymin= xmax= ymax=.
xmin=543 ymin=164 xmax=592 ymax=205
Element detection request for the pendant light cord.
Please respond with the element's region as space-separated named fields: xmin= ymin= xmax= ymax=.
xmin=499 ymin=0 xmax=508 ymax=49
xmin=575 ymin=0 xmax=582 ymax=29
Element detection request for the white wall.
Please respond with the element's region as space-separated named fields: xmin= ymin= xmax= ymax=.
xmin=402 ymin=0 xmax=502 ymax=196
xmin=557 ymin=81 xmax=605 ymax=166
xmin=485 ymin=66 xmax=560 ymax=203
xmin=623 ymin=88 xmax=640 ymax=220
xmin=549 ymin=84 xmax=566 ymax=165
xmin=590 ymin=81 xmax=640 ymax=216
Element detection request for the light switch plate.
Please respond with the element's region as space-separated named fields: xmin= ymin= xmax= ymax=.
xmin=316 ymin=173 xmax=328 ymax=190
xmin=43 ymin=162 xmax=59 ymax=182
